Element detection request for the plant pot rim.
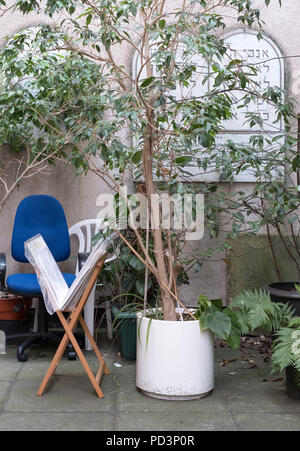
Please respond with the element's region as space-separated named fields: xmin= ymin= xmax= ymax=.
xmin=111 ymin=305 xmax=137 ymax=319
xmin=137 ymin=307 xmax=197 ymax=324
xmin=266 ymin=282 xmax=300 ymax=300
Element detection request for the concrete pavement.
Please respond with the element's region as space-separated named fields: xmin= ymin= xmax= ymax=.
xmin=0 ymin=334 xmax=299 ymax=431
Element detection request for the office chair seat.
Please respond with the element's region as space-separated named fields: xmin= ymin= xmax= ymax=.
xmin=7 ymin=273 xmax=76 ymax=296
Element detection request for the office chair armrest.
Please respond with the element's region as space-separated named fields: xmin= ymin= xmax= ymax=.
xmin=0 ymin=253 xmax=6 ymax=291
xmin=78 ymin=252 xmax=89 ymax=271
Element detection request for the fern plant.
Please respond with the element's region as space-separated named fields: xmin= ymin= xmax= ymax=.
xmin=229 ymin=289 xmax=293 ymax=334
xmin=195 ymin=289 xmax=295 ymax=352
xmin=272 ymin=317 xmax=300 ymax=384
xmin=229 ymin=289 xmax=300 ymax=384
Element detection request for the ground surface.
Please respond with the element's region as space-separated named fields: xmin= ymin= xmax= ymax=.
xmin=0 ymin=334 xmax=299 ymax=431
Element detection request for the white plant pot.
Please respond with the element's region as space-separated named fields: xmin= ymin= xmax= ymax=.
xmin=136 ymin=309 xmax=214 ymax=400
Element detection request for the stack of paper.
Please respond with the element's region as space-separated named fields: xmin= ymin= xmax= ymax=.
xmin=25 ymin=234 xmax=112 ymax=315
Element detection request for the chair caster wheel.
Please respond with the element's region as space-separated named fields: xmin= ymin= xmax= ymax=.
xmin=17 ymin=352 xmax=28 ymax=362
xmin=68 ymin=351 xmax=77 ymax=361
xmin=67 ymin=342 xmax=77 ymax=360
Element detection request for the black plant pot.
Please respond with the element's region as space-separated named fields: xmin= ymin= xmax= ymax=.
xmin=111 ymin=306 xmax=137 ymax=361
xmin=266 ymin=282 xmax=300 ymax=316
xmin=286 ymin=366 xmax=300 ymax=400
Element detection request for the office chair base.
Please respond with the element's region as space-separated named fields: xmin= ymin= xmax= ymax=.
xmin=9 ymin=300 xmax=84 ymax=361
xmin=7 ymin=331 xmax=81 ymax=362
xmin=16 ymin=331 xmax=60 ymax=362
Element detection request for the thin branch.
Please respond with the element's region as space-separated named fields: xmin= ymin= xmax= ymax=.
xmin=115 ymin=228 xmax=197 ymax=320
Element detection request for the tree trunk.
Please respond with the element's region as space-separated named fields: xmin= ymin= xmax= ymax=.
xmin=142 ymin=128 xmax=177 ymax=321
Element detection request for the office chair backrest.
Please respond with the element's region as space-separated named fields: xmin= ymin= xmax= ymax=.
xmin=11 ymin=195 xmax=71 ymax=263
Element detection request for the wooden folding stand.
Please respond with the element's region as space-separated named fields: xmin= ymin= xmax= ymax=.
xmin=37 ymin=254 xmax=109 ymax=398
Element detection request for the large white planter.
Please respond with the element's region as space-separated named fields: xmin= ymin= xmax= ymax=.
xmin=136 ymin=309 xmax=214 ymax=400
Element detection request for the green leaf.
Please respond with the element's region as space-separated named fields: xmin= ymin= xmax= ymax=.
xmin=146 ymin=318 xmax=152 ymax=349
xmin=226 ymin=330 xmax=241 ymax=349
xmin=199 ymin=135 xmax=211 ymax=148
xmin=136 ymin=277 xmax=152 ymax=296
xmin=132 ymin=150 xmax=142 ymax=164
xmin=174 ymin=155 xmax=192 ymax=165
xmin=227 ymin=59 xmax=243 ymax=69
xmin=137 ymin=317 xmax=142 ymax=345
xmin=210 ymin=299 xmax=223 ymax=311
xmin=86 ymin=14 xmax=92 ymax=25
xmin=200 ymin=309 xmax=232 ymax=340
xmin=159 ymin=19 xmax=166 ymax=30
xmin=140 ymin=76 xmax=155 ymax=88
xmin=239 ymin=74 xmax=247 ymax=89
xmin=128 ymin=255 xmax=145 ymax=271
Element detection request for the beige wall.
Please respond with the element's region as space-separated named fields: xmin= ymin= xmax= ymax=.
xmin=0 ymin=151 xmax=108 ymax=276
xmin=0 ymin=7 xmax=115 ymax=274
xmin=0 ymin=0 xmax=299 ymax=304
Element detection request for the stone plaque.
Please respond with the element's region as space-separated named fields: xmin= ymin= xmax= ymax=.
xmin=221 ymin=30 xmax=284 ymax=134
xmin=188 ymin=31 xmax=285 ymax=182
xmin=132 ymin=31 xmax=284 ymax=183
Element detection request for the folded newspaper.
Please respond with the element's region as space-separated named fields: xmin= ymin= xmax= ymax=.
xmin=24 ymin=233 xmax=112 ymax=315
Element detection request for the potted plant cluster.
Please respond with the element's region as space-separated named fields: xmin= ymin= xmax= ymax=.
xmin=220 ymin=160 xmax=300 ymax=315
xmin=0 ymin=0 xmax=290 ymax=399
xmin=97 ymin=229 xmax=159 ymax=361
xmin=203 ymin=104 xmax=300 ymax=313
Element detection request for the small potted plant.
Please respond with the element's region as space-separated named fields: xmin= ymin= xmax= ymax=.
xmin=98 ymin=230 xmax=159 ymax=361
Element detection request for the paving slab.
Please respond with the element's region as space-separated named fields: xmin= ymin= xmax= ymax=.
xmin=0 ymin=412 xmax=115 ymax=431
xmin=232 ymin=413 xmax=300 ymax=431
xmin=0 ymin=382 xmax=11 ymax=408
xmin=3 ymin=375 xmax=115 ymax=413
xmin=114 ymin=411 xmax=237 ymax=431
xmin=115 ymin=382 xmax=228 ymax=414
xmin=0 ymin=347 xmax=24 ymax=382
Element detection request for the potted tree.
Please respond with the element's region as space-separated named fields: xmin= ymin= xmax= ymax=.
xmin=215 ymin=128 xmax=300 ymax=315
xmin=0 ymin=0 xmax=285 ymax=399
xmin=202 ymin=109 xmax=300 ymax=313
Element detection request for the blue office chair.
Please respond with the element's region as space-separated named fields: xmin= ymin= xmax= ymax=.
xmin=0 ymin=195 xmax=76 ymax=362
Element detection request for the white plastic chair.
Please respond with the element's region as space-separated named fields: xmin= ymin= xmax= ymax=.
xmin=69 ymin=219 xmax=114 ymax=350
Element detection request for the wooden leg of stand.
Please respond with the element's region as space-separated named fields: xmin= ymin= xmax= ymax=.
xmin=37 ymin=329 xmax=70 ymax=396
xmin=79 ymin=315 xmax=110 ymax=375
xmin=57 ymin=311 xmax=104 ymax=398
